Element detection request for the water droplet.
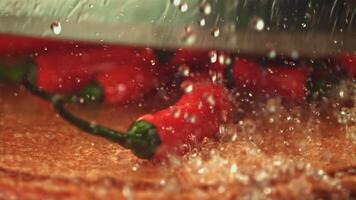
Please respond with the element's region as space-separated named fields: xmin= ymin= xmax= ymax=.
xmin=211 ymin=27 xmax=220 ymax=37
xmin=218 ymin=54 xmax=226 ymax=65
xmin=230 ymin=163 xmax=238 ymax=173
xmin=209 ymin=50 xmax=217 ymax=63
xmin=178 ymin=64 xmax=190 ymax=77
xmin=179 ymin=3 xmax=188 ymax=12
xmin=200 ymin=3 xmax=212 ymax=15
xmin=122 ymin=185 xmax=134 ymax=200
xmin=117 ymin=84 xmax=126 ymax=93
xmin=184 ymin=113 xmax=197 ymax=123
xmin=250 ymin=17 xmax=265 ymax=31
xmin=267 ymin=49 xmax=277 ymax=59
xmin=291 ymin=50 xmax=299 ymax=59
xmin=170 ymin=107 xmax=181 ymax=118
xmin=204 ymin=94 xmax=216 ymax=106
xmin=50 ymin=21 xmax=61 ymax=35
xmin=182 ymin=82 xmax=194 ymax=93
xmin=198 ymin=17 xmax=206 ymax=26
xmin=181 ymin=33 xmax=196 ymax=45
xmin=171 ymin=0 xmax=181 ymax=6
xmin=132 ymin=163 xmax=140 ymax=171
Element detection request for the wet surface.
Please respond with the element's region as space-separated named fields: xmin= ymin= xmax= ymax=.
xmin=1 ymin=84 xmax=356 ymax=199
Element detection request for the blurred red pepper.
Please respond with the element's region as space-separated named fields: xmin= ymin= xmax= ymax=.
xmin=140 ymin=76 xmax=234 ymax=157
xmin=336 ymin=53 xmax=356 ymax=77
xmin=47 ymin=75 xmax=234 ymax=159
xmin=36 ymin=46 xmax=156 ymax=93
xmin=0 ymin=34 xmax=92 ymax=56
xmin=227 ymin=57 xmax=307 ymax=102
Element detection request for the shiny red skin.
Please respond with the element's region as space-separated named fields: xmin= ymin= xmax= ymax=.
xmin=140 ymin=77 xmax=234 ymax=158
xmin=171 ymin=49 xmax=209 ymax=69
xmin=265 ymin=67 xmax=307 ymax=101
xmin=0 ymin=34 xmax=92 ymax=56
xmin=96 ymin=63 xmax=158 ymax=104
xmin=232 ymin=57 xmax=307 ymax=101
xmin=36 ymin=47 xmax=156 ymax=94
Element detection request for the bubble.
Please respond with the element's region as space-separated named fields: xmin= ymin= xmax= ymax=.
xmin=50 ymin=21 xmax=61 ymax=35
xmin=178 ymin=3 xmax=188 ymax=12
xmin=211 ymin=27 xmax=220 ymax=37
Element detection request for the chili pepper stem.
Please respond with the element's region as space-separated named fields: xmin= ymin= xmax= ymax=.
xmin=22 ymin=68 xmax=161 ymax=159
xmin=22 ymin=66 xmax=53 ymax=101
xmin=52 ymin=95 xmax=129 ymax=147
xmin=22 ymin=67 xmax=129 ymax=147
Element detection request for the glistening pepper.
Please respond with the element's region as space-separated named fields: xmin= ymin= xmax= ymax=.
xmin=35 ymin=47 xmax=168 ymax=104
xmin=36 ymin=47 xmax=155 ymax=92
xmin=24 ymin=74 xmax=234 ymax=159
xmin=223 ymin=57 xmax=345 ymax=102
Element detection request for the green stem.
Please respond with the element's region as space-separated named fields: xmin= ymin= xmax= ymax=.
xmin=22 ymin=67 xmax=128 ymax=146
xmin=52 ymin=96 xmax=128 ymax=146
xmin=22 ymin=67 xmax=161 ymax=159
xmin=22 ymin=67 xmax=54 ymax=101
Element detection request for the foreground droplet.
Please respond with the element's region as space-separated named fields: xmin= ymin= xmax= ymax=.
xmin=50 ymin=21 xmax=62 ymax=35
xmin=179 ymin=3 xmax=188 ymax=12
xmin=211 ymin=27 xmax=220 ymax=38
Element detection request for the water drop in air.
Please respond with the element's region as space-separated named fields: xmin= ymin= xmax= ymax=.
xmin=178 ymin=64 xmax=190 ymax=77
xmin=50 ymin=21 xmax=61 ymax=35
xmin=179 ymin=3 xmax=188 ymax=12
xmin=200 ymin=3 xmax=212 ymax=15
xmin=171 ymin=0 xmax=181 ymax=6
xmin=198 ymin=17 xmax=206 ymax=27
xmin=250 ymin=17 xmax=265 ymax=31
xmin=211 ymin=27 xmax=220 ymax=38
xmin=209 ymin=51 xmax=217 ymax=63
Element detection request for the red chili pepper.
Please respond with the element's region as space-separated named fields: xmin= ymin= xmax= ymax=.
xmin=227 ymin=57 xmax=308 ymax=102
xmin=36 ymin=47 xmax=157 ymax=96
xmin=24 ymin=71 xmax=234 ymax=159
xmin=139 ymin=76 xmax=234 ymax=158
xmin=264 ymin=67 xmax=307 ymax=101
xmin=171 ymin=49 xmax=209 ymax=68
xmin=95 ymin=62 xmax=159 ymax=104
xmin=0 ymin=34 xmax=92 ymax=56
xmin=336 ymin=53 xmax=356 ymax=77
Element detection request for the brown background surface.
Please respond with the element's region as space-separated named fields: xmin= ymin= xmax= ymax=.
xmin=1 ymin=85 xmax=356 ymax=199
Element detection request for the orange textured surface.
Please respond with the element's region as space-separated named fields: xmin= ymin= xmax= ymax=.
xmin=1 ymin=85 xmax=356 ymax=199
